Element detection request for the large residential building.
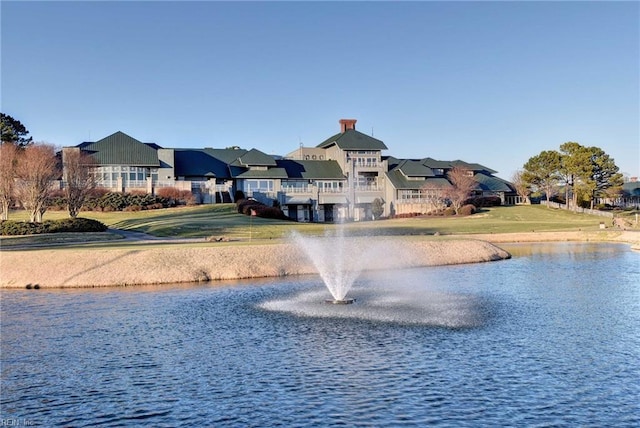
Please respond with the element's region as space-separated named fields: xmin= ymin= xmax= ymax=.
xmin=63 ymin=119 xmax=517 ymax=221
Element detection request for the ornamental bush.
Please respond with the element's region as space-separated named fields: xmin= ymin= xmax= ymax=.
xmin=1 ymin=218 xmax=108 ymax=235
xmin=458 ymin=204 xmax=476 ymax=216
xmin=465 ymin=196 xmax=502 ymax=207
xmin=236 ymin=198 xmax=288 ymax=220
xmin=156 ymin=187 xmax=195 ymax=206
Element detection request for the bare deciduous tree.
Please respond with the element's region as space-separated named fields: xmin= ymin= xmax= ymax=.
xmin=0 ymin=142 xmax=20 ymax=220
xmin=62 ymin=148 xmax=98 ymax=218
xmin=511 ymin=170 xmax=531 ymax=204
xmin=420 ymin=182 xmax=449 ymax=213
xmin=14 ymin=143 xmax=59 ymax=223
xmin=443 ymin=167 xmax=477 ymax=215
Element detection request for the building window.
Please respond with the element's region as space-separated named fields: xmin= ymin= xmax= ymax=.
xmin=245 ymin=180 xmax=274 ymax=192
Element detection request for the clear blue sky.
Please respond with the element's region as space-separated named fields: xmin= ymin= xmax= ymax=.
xmin=2 ymin=1 xmax=638 ymax=180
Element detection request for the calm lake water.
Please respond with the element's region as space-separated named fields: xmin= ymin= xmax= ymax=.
xmin=1 ymin=243 xmax=639 ymax=427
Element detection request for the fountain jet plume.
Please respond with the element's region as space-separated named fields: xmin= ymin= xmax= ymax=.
xmin=291 ymin=227 xmax=369 ymax=302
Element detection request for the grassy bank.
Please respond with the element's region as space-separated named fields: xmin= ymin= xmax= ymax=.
xmin=3 ymin=205 xmax=637 ymax=288
xmin=3 ymin=204 xmax=637 ymax=243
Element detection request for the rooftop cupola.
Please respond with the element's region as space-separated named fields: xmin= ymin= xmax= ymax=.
xmin=339 ymin=119 xmax=357 ymax=133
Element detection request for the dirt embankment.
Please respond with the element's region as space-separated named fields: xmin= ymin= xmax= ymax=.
xmin=459 ymin=230 xmax=640 ymax=249
xmin=0 ymin=237 xmax=510 ymax=289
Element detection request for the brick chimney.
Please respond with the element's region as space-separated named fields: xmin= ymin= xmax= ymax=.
xmin=339 ymin=119 xmax=357 ymax=133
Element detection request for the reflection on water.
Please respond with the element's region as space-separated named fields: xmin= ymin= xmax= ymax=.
xmin=1 ymin=243 xmax=639 ymax=427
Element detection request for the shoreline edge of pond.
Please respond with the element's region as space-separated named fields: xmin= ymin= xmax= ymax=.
xmin=1 ymin=231 xmax=638 ymax=289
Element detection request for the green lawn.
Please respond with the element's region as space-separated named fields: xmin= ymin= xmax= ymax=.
xmin=5 ymin=203 xmax=633 ymax=241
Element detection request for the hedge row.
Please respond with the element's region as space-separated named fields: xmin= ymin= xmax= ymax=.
xmin=47 ymin=189 xmax=196 ymax=212
xmin=1 ymin=218 xmax=108 ymax=236
xmin=236 ymin=199 xmax=289 ymax=220
xmin=387 ymin=204 xmax=477 ymax=219
xmin=465 ymin=196 xmax=502 ymax=207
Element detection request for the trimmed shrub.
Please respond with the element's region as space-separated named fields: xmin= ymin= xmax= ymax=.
xmin=234 ymin=190 xmax=246 ymax=202
xmin=389 ymin=212 xmax=422 ymax=219
xmin=255 ymin=206 xmax=288 ymax=220
xmin=458 ymin=204 xmax=476 ymax=216
xmin=1 ymin=218 xmax=108 ymax=235
xmin=156 ymin=187 xmax=196 ymax=206
xmin=465 ymin=196 xmax=502 ymax=207
xmin=443 ymin=207 xmax=456 ymax=216
xmin=0 ymin=221 xmax=41 ymax=236
xmin=46 ymin=218 xmax=108 ymax=233
xmin=47 ymin=190 xmax=67 ymax=211
xmin=236 ymin=198 xmax=288 ymax=220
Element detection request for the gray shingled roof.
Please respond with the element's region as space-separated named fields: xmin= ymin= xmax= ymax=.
xmin=174 ymin=149 xmax=236 ymax=179
xmin=317 ymin=129 xmax=388 ymax=151
xmin=451 ymin=160 xmax=497 ymax=174
xmin=277 ymin=159 xmax=345 ymax=180
xmin=79 ymin=131 xmax=160 ymax=166
xmin=204 ymin=148 xmax=248 ymax=164
xmin=422 ymin=157 xmax=452 ymax=170
xmin=386 ymin=170 xmax=452 ymax=190
xmin=232 ymin=148 xmax=277 ymax=167
xmin=235 ymin=168 xmax=288 ymax=179
xmin=396 ymin=159 xmax=435 ymax=177
xmin=473 ymin=173 xmax=514 ymax=192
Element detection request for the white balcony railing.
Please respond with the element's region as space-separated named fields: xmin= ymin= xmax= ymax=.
xmin=281 ymin=186 xmax=314 ymax=194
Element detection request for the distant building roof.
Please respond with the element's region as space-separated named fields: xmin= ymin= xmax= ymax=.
xmin=317 ymin=129 xmax=388 ymax=151
xmin=235 ymin=168 xmax=288 ymax=179
xmin=395 ymin=159 xmax=435 ymax=178
xmin=422 ymin=157 xmax=452 ymax=170
xmin=473 ymin=173 xmax=514 ymax=192
xmin=622 ymin=181 xmax=640 ymax=196
xmin=79 ymin=131 xmax=160 ymax=166
xmin=277 ymin=159 xmax=345 ymax=180
xmin=386 ymin=170 xmax=451 ymax=190
xmin=173 ymin=149 xmax=240 ymax=179
xmin=231 ymin=148 xmax=277 ymax=167
xmin=451 ymin=160 xmax=497 ymax=174
xmin=203 ymin=147 xmax=248 ymax=164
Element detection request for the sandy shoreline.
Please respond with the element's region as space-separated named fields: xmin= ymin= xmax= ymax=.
xmin=460 ymin=230 xmax=640 ymax=245
xmin=1 ymin=237 xmax=510 ymax=289
xmin=1 ymin=230 xmax=637 ymax=289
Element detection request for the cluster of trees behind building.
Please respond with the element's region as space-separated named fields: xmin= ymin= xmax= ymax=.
xmin=513 ymin=142 xmax=624 ymax=209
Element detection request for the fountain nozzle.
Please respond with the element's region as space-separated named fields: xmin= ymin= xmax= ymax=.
xmin=325 ymin=298 xmax=356 ymax=305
